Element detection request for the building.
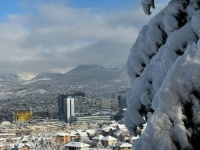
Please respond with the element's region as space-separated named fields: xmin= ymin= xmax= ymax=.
xmin=14 ymin=109 xmax=33 ymax=122
xmin=101 ymin=136 xmax=118 ymax=147
xmin=33 ymin=111 xmax=52 ymax=119
xmin=55 ymin=132 xmax=71 ymax=144
xmin=0 ymin=144 xmax=5 ymax=150
xmin=58 ymin=94 xmax=75 ymax=123
xmin=70 ymin=115 xmax=110 ymax=123
xmin=91 ymin=135 xmax=104 ymax=143
xmin=100 ymin=99 xmax=111 ymax=109
xmin=65 ymin=142 xmax=90 ymax=150
xmin=118 ymin=95 xmax=127 ymax=119
xmin=70 ymin=91 xmax=85 ymax=97
xmin=119 ymin=143 xmax=132 ymax=150
xmin=16 ymin=143 xmax=33 ymax=150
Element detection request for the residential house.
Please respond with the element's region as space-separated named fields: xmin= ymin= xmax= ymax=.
xmin=101 ymin=136 xmax=118 ymax=147
xmin=113 ymin=129 xmax=123 ymax=139
xmin=102 ymin=126 xmax=116 ymax=136
xmin=119 ymin=143 xmax=132 ymax=150
xmin=16 ymin=143 xmax=34 ymax=150
xmin=56 ymin=132 xmax=71 ymax=144
xmin=0 ymin=138 xmax=6 ymax=143
xmin=81 ymin=148 xmax=112 ymax=150
xmin=65 ymin=142 xmax=90 ymax=150
xmin=91 ymin=134 xmax=104 ymax=143
xmin=120 ymin=131 xmax=130 ymax=142
xmin=0 ymin=144 xmax=5 ymax=150
xmin=75 ymin=132 xmax=88 ymax=142
xmin=70 ymin=133 xmax=77 ymax=142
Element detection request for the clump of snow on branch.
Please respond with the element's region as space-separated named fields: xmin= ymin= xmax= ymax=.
xmin=126 ymin=0 xmax=200 ymax=149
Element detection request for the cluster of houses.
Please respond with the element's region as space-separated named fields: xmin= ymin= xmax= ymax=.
xmin=0 ymin=120 xmax=140 ymax=150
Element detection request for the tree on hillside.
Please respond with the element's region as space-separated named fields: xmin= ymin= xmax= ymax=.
xmin=125 ymin=0 xmax=200 ymax=149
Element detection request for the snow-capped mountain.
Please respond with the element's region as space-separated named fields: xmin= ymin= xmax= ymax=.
xmin=0 ymin=64 xmax=130 ymax=100
xmin=57 ymin=64 xmax=126 ymax=84
xmin=31 ymin=72 xmax=64 ymax=81
xmin=125 ymin=0 xmax=200 ymax=150
xmin=18 ymin=73 xmax=37 ymax=81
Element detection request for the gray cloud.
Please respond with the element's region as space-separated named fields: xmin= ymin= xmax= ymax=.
xmin=0 ymin=1 xmax=167 ymax=74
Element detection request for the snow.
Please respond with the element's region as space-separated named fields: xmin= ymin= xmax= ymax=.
xmin=120 ymin=143 xmax=132 ymax=147
xmin=91 ymin=135 xmax=104 ymax=140
xmin=56 ymin=132 xmax=70 ymax=136
xmin=18 ymin=73 xmax=37 ymax=81
xmin=125 ymin=0 xmax=200 ymax=149
xmin=101 ymin=136 xmax=117 ymax=141
xmin=65 ymin=142 xmax=90 ymax=148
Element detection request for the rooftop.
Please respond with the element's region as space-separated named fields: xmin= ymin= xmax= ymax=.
xmin=65 ymin=142 xmax=90 ymax=148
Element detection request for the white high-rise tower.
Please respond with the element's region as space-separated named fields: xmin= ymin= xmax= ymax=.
xmin=58 ymin=92 xmax=85 ymax=123
xmin=64 ymin=96 xmax=74 ymax=123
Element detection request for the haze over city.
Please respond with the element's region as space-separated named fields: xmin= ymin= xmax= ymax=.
xmin=0 ymin=0 xmax=168 ymax=74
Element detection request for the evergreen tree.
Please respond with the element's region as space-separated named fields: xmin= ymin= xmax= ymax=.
xmin=125 ymin=0 xmax=200 ymax=149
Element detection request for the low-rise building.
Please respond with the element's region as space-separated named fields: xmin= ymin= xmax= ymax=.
xmin=119 ymin=143 xmax=132 ymax=150
xmin=91 ymin=134 xmax=104 ymax=143
xmin=56 ymin=132 xmax=71 ymax=144
xmin=16 ymin=143 xmax=33 ymax=150
xmin=101 ymin=136 xmax=118 ymax=147
xmin=65 ymin=142 xmax=90 ymax=150
xmin=0 ymin=144 xmax=5 ymax=150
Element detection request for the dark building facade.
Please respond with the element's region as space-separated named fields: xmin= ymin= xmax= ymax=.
xmin=70 ymin=91 xmax=86 ymax=97
xmin=118 ymin=95 xmax=127 ymax=119
xmin=58 ymin=93 xmax=75 ymax=123
xmin=58 ymin=94 xmax=67 ymax=121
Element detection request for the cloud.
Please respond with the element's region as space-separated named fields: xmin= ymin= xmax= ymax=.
xmin=0 ymin=1 xmax=168 ymax=74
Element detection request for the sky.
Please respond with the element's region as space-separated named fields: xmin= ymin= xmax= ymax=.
xmin=0 ymin=0 xmax=169 ymax=74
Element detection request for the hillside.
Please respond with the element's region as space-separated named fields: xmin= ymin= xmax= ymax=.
xmin=0 ymin=65 xmax=130 ymax=100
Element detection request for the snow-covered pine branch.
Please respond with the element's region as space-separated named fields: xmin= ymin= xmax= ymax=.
xmin=125 ymin=0 xmax=200 ymax=149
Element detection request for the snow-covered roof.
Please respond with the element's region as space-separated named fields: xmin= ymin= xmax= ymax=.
xmin=81 ymin=148 xmax=112 ymax=150
xmin=91 ymin=134 xmax=104 ymax=140
xmin=130 ymin=136 xmax=139 ymax=140
xmin=77 ymin=132 xmax=88 ymax=137
xmin=77 ymin=129 xmax=84 ymax=132
xmin=70 ymin=131 xmax=77 ymax=135
xmin=12 ymin=137 xmax=21 ymax=140
xmin=17 ymin=142 xmax=33 ymax=148
xmin=109 ymin=123 xmax=118 ymax=127
xmin=117 ymin=124 xmax=126 ymax=129
xmin=56 ymin=132 xmax=70 ymax=136
xmin=86 ymin=129 xmax=95 ymax=134
xmin=22 ymin=136 xmax=29 ymax=142
xmin=0 ymin=133 xmax=16 ymax=136
xmin=65 ymin=142 xmax=90 ymax=148
xmin=102 ymin=126 xmax=116 ymax=132
xmin=120 ymin=143 xmax=132 ymax=148
xmin=101 ymin=136 xmax=117 ymax=141
xmin=1 ymin=121 xmax=11 ymax=125
xmin=0 ymin=138 xmax=6 ymax=141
